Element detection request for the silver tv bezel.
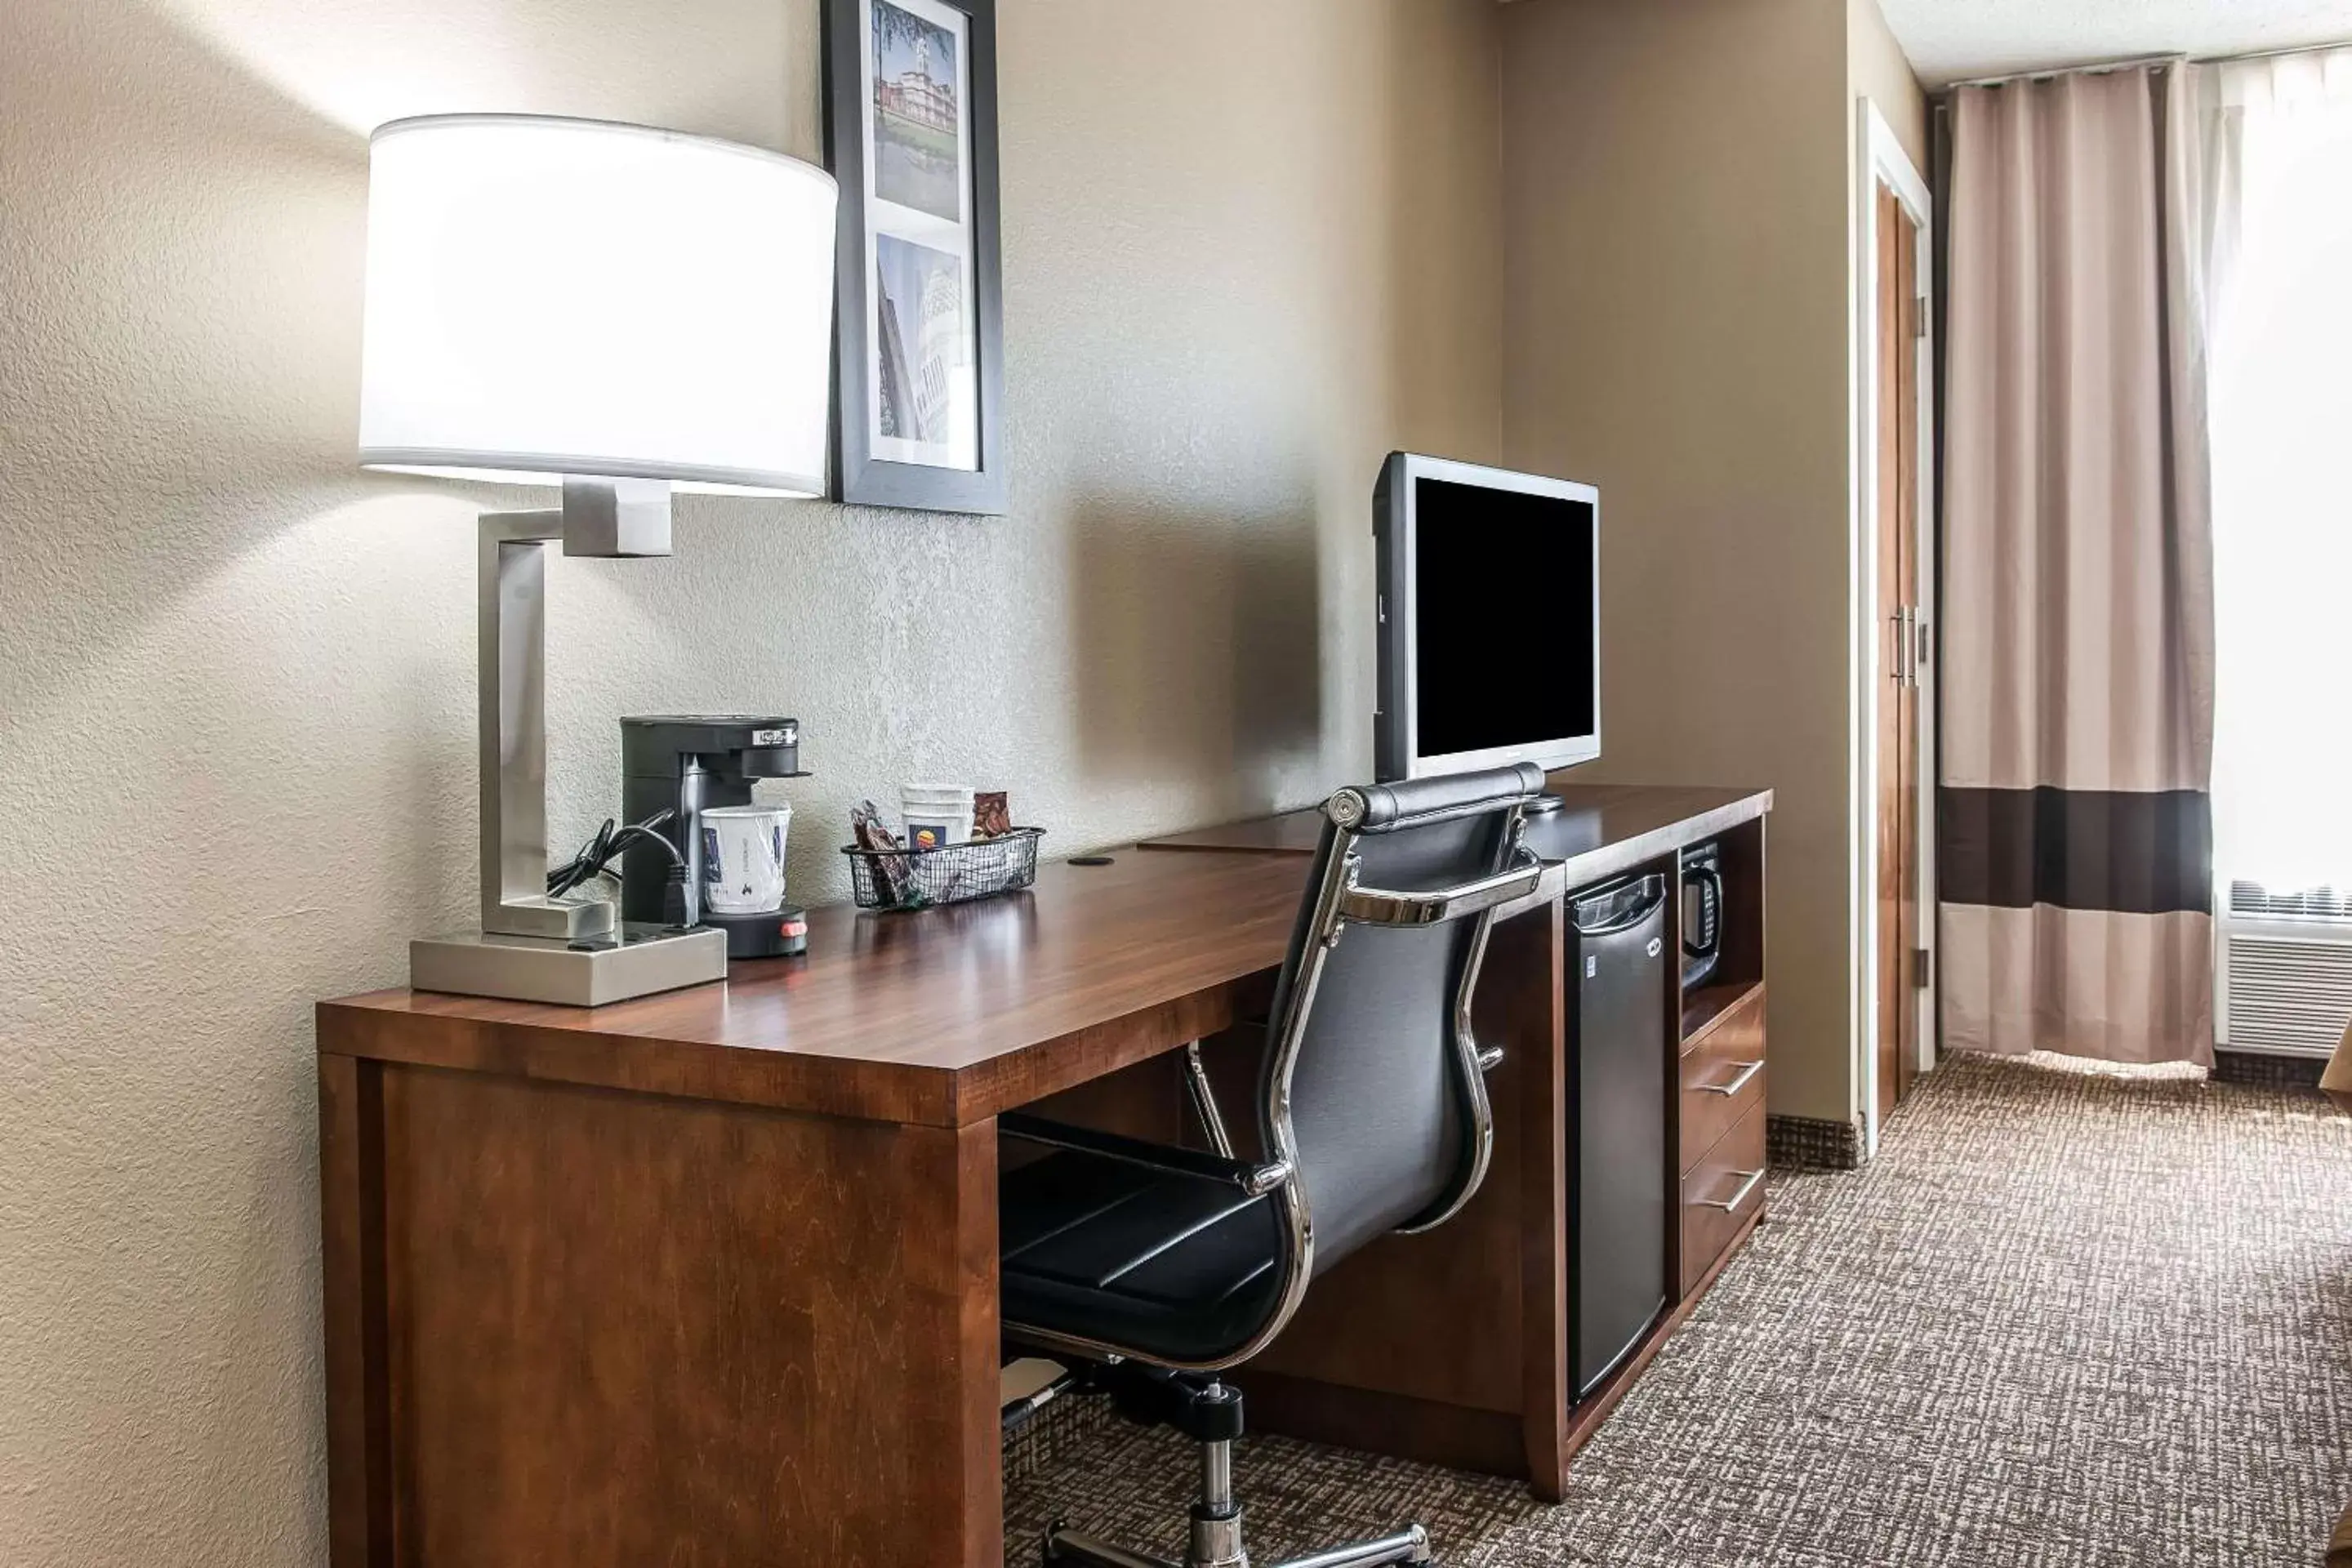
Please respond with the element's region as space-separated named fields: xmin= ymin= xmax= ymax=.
xmin=1396 ymin=452 xmax=1601 ymax=781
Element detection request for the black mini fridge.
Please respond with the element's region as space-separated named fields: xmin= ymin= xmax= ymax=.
xmin=1568 ymin=873 xmax=1671 ymax=1397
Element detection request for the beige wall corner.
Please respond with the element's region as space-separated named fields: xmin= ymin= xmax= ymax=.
xmin=1849 ymin=0 xmax=1929 ymax=173
xmin=1498 ymin=0 xmax=1859 ymax=1124
xmin=1845 ymin=0 xmax=1929 ymax=1134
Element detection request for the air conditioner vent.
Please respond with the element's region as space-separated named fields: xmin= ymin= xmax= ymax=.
xmin=2221 ymin=932 xmax=2352 ymax=1055
xmin=2230 ymin=880 xmax=2352 ymax=922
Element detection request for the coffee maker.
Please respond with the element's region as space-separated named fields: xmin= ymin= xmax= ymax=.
xmin=620 ymin=715 xmax=812 ymax=959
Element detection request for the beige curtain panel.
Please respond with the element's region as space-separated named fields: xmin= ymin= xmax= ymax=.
xmin=1940 ymin=65 xmax=2217 ymax=1065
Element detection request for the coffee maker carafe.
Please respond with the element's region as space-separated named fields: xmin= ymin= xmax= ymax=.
xmin=620 ymin=715 xmax=811 ymax=958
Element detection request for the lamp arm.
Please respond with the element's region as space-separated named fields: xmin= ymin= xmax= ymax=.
xmin=474 ymin=479 xmax=675 ymax=942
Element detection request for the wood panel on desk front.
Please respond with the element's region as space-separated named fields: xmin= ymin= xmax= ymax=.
xmin=321 ymin=1058 xmax=1002 ymax=1568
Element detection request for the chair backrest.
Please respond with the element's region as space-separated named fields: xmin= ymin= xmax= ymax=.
xmin=1254 ymin=761 xmax=1547 ymax=1287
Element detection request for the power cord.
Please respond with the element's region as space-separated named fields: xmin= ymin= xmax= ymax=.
xmin=548 ymin=807 xmax=684 ymax=899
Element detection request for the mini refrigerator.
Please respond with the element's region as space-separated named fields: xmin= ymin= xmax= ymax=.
xmin=1568 ymin=873 xmax=1671 ymax=1397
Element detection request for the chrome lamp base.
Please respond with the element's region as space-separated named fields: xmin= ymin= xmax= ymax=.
xmin=411 ymin=923 xmax=726 ymax=1008
xmin=412 ymin=479 xmax=730 ymax=1009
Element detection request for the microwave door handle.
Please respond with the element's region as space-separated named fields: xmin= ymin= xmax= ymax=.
xmin=1683 ymin=866 xmax=1723 ymax=958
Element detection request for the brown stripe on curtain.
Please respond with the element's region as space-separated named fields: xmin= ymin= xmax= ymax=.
xmin=1940 ymin=65 xmax=2216 ymax=1065
xmin=1940 ymin=787 xmax=2211 ymax=915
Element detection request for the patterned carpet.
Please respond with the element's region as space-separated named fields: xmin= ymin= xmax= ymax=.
xmin=1004 ymin=1052 xmax=2352 ymax=1566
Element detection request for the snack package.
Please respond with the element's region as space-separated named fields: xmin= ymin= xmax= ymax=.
xmin=972 ymin=791 xmax=1013 ymax=839
xmin=851 ymin=800 xmax=913 ymax=905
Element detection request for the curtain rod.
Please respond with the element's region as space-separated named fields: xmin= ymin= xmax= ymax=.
xmin=1942 ymin=38 xmax=2351 ymax=93
xmin=1944 ymin=53 xmax=2180 ymax=91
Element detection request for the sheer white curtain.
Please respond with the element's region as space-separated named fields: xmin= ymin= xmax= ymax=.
xmin=2198 ymin=49 xmax=2352 ymax=897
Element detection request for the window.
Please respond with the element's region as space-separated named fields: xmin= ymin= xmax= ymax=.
xmin=2207 ymin=56 xmax=2352 ymax=907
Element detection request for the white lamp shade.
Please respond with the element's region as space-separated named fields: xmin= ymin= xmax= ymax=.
xmin=359 ymin=114 xmax=838 ymax=497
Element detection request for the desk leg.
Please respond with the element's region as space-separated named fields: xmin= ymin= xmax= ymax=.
xmin=320 ymin=1053 xmax=393 ymax=1568
xmin=1514 ymin=898 xmax=1570 ymax=1502
xmin=318 ymin=1058 xmax=1002 ymax=1568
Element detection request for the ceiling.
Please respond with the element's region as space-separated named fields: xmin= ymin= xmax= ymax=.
xmin=1879 ymin=0 xmax=2352 ymax=87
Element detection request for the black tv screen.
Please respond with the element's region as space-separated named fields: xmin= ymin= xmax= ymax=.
xmin=1374 ymin=453 xmax=1599 ymax=782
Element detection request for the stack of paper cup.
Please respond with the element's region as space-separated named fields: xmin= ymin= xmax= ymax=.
xmin=702 ymin=803 xmax=791 ymax=913
xmin=901 ymin=784 xmax=977 ymax=851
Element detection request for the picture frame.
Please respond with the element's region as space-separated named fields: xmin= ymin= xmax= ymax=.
xmin=822 ymin=0 xmax=1008 ymax=514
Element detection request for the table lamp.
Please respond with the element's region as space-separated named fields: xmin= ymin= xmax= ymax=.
xmin=359 ymin=114 xmax=837 ymax=1004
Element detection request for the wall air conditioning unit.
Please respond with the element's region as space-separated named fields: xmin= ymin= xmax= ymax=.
xmin=2216 ymin=880 xmax=2352 ymax=1057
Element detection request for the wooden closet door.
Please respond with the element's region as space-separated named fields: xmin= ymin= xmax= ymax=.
xmin=1875 ymin=184 xmax=1922 ymax=1122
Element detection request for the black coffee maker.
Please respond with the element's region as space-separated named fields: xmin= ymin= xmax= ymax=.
xmin=619 ymin=715 xmax=811 ymax=959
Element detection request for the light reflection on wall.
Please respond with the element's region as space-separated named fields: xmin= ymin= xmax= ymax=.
xmin=141 ymin=0 xmax=804 ymax=149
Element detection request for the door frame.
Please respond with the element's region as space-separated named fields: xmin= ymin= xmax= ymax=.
xmin=1851 ymin=100 xmax=1936 ymax=1160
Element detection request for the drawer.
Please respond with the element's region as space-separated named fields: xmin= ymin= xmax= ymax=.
xmin=1677 ymin=985 xmax=1765 ymax=1174
xmin=1680 ymin=1101 xmax=1765 ymax=1297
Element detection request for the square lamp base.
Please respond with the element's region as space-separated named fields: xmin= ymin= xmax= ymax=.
xmin=410 ymin=923 xmax=727 ymax=1007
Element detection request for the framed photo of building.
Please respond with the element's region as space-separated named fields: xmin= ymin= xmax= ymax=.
xmin=823 ymin=0 xmax=1006 ymax=514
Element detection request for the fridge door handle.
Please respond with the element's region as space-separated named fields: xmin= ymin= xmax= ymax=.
xmin=1570 ymin=876 xmax=1671 ymax=936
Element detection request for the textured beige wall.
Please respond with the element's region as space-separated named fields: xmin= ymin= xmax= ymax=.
xmin=1498 ymin=0 xmax=1860 ymax=1124
xmin=0 ymin=1 xmax=1502 ymax=1560
xmin=1850 ymin=0 xmax=1928 ymax=172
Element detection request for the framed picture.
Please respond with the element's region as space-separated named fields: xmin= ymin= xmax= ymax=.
xmin=822 ymin=0 xmax=1007 ymax=514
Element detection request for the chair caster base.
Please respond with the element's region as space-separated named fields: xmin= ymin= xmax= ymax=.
xmin=1044 ymin=1519 xmax=1180 ymax=1568
xmin=1042 ymin=1518 xmax=1431 ymax=1568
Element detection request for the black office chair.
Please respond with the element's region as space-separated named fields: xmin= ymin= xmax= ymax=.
xmin=999 ymin=762 xmax=1549 ymax=1568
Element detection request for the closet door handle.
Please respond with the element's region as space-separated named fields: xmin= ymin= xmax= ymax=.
xmin=1891 ymin=605 xmax=1925 ymax=687
xmin=1698 ymin=1059 xmax=1763 ymax=1097
xmin=1698 ymin=1168 xmax=1765 ymax=1212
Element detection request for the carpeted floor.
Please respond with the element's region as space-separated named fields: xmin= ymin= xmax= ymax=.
xmin=1003 ymin=1052 xmax=2352 ymax=1566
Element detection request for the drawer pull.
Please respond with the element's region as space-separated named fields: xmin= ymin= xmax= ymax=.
xmin=1698 ymin=1059 xmax=1764 ymax=1097
xmin=1697 ymin=1168 xmax=1764 ymax=1212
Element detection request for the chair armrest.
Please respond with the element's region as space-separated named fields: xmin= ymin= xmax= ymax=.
xmin=997 ymin=1112 xmax=1294 ymax=1198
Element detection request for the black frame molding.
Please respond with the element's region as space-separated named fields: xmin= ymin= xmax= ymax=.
xmin=822 ymin=0 xmax=1008 ymax=515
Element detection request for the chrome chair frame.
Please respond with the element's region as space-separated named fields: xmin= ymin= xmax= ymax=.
xmin=1004 ymin=780 xmax=1544 ymax=1568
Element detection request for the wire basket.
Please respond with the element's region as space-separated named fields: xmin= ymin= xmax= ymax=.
xmin=843 ymin=827 xmax=1045 ymax=911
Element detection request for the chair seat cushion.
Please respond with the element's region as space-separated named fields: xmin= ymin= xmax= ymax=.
xmin=1000 ymin=1147 xmax=1287 ymax=1366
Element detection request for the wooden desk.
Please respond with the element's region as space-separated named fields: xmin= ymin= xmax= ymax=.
xmin=316 ymin=782 xmax=1769 ymax=1568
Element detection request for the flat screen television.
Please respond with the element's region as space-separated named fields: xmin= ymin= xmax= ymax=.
xmin=1374 ymin=452 xmax=1599 ymax=783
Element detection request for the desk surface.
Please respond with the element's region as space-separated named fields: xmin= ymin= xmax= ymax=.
xmin=1143 ymin=782 xmax=1771 ymax=880
xmin=318 ymin=846 xmax=1309 ymax=1126
xmin=318 ymin=782 xmax=1768 ymax=1128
